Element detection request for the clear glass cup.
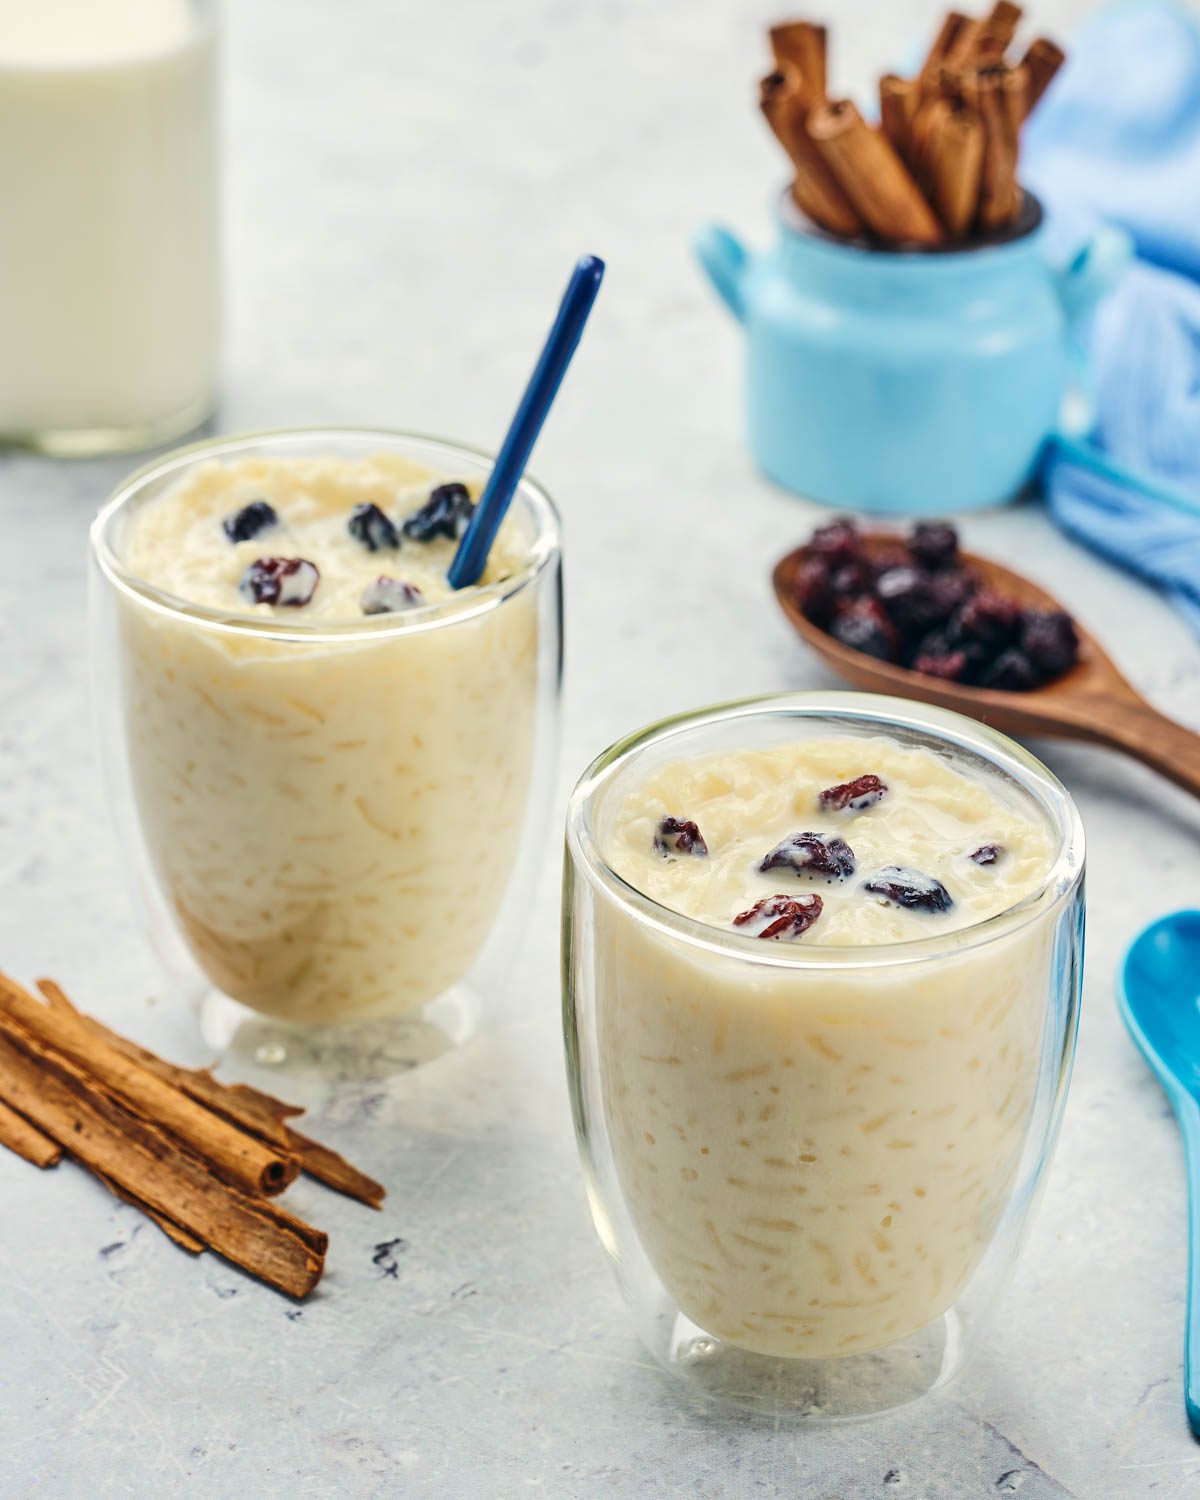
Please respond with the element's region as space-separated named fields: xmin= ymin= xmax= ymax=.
xmin=91 ymin=428 xmax=562 ymax=1074
xmin=0 ymin=0 xmax=219 ymax=454
xmin=563 ymin=692 xmax=1085 ymax=1418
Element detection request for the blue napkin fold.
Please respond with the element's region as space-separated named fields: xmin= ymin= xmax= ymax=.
xmin=1022 ymin=1 xmax=1200 ymax=631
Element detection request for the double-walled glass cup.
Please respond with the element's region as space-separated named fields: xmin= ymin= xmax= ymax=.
xmin=563 ymin=693 xmax=1085 ymax=1418
xmin=91 ymin=429 xmax=562 ymax=1071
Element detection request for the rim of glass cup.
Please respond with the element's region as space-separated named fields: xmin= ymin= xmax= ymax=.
xmin=566 ymin=690 xmax=1086 ymax=972
xmin=90 ymin=426 xmax=561 ymax=643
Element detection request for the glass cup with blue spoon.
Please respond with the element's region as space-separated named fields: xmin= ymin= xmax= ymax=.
xmin=448 ymin=254 xmax=605 ymax=590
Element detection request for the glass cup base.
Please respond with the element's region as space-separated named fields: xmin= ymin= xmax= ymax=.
xmin=637 ymin=1299 xmax=964 ymax=1421
xmin=0 ymin=391 xmax=215 ymax=458
xmin=196 ymin=982 xmax=481 ymax=1084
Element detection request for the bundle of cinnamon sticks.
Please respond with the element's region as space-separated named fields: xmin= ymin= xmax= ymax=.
xmin=0 ymin=972 xmax=385 ymax=1298
xmin=761 ymin=7 xmax=1065 ymax=246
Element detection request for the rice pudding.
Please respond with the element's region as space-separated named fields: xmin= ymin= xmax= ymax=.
xmin=108 ymin=450 xmax=541 ymax=1025
xmin=594 ymin=734 xmax=1059 ymax=1358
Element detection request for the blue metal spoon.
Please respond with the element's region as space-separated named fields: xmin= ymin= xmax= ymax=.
xmin=1120 ymin=910 xmax=1200 ymax=1438
xmin=448 ymin=254 xmax=605 ymax=590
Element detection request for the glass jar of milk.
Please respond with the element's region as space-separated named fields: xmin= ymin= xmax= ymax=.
xmin=0 ymin=0 xmax=218 ymax=454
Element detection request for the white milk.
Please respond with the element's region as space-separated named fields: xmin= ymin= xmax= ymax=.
xmin=0 ymin=0 xmax=218 ymax=448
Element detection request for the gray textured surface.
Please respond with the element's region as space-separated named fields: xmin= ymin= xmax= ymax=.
xmin=2 ymin=1 xmax=1199 ymax=1495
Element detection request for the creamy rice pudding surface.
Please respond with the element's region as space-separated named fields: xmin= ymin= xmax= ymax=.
xmin=116 ymin=454 xmax=537 ymax=1024
xmin=596 ymin=736 xmax=1058 ymax=1358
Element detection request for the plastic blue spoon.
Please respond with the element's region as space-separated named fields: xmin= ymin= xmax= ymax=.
xmin=448 ymin=254 xmax=605 ymax=589
xmin=1120 ymin=910 xmax=1200 ymax=1439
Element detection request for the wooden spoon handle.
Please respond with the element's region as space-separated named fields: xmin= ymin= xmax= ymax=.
xmin=1081 ymin=698 xmax=1200 ymax=798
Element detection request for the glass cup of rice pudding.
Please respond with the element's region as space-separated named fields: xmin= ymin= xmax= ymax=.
xmin=563 ymin=692 xmax=1084 ymax=1417
xmin=91 ymin=429 xmax=561 ymax=1069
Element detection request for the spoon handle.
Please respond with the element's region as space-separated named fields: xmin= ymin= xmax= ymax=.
xmin=1077 ymin=698 xmax=1200 ymax=799
xmin=1173 ymin=1090 xmax=1200 ymax=1436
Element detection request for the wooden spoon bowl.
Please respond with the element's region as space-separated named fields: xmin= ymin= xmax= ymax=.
xmin=774 ymin=535 xmax=1200 ymax=797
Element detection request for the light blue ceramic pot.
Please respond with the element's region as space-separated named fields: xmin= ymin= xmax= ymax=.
xmin=695 ymin=194 xmax=1130 ymax=514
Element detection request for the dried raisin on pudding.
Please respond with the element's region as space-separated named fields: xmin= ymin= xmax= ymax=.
xmin=759 ymin=832 xmax=855 ymax=880
xmin=360 ymin=577 xmax=424 ymax=615
xmin=818 ymin=774 xmax=887 ymax=813
xmin=862 ymin=865 xmax=953 ymax=913
xmin=733 ymin=892 xmax=823 ymax=940
xmin=401 ymin=482 xmax=475 ymax=543
xmin=223 ymin=500 xmax=278 ymax=544
xmin=653 ymin=817 xmax=708 ymax=858
xmin=969 ymin=843 xmax=1004 ymax=865
xmin=348 ymin=502 xmax=400 ymax=552
xmin=239 ymin=557 xmax=320 ymax=607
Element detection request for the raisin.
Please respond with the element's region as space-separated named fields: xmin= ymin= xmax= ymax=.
xmin=863 ymin=866 xmax=953 ymax=912
xmin=981 ymin=648 xmax=1039 ymax=691
xmin=871 ymin=545 xmax=910 ymax=580
xmin=911 ymin=648 xmax=969 ymax=681
xmin=793 ymin=557 xmax=834 ymax=625
xmin=876 ymin=566 xmax=947 ymax=636
xmin=348 ymin=502 xmax=400 ymax=552
xmin=969 ymin=843 xmax=1004 ymax=865
xmin=239 ymin=557 xmax=320 ymax=607
xmin=222 ymin=500 xmax=278 ymax=544
xmin=402 ymin=482 xmax=475 ymax=542
xmin=760 ymin=832 xmax=855 ymax=880
xmin=1020 ymin=610 xmax=1079 ymax=678
xmin=653 ymin=816 xmax=708 ymax=858
xmin=908 ymin=521 xmax=959 ymax=571
xmin=361 ymin=577 xmax=424 ymax=615
xmin=831 ymin=561 xmax=871 ymax=597
xmin=952 ymin=591 xmax=1022 ymax=649
xmin=733 ymin=893 xmax=823 ymax=940
xmin=926 ymin=569 xmax=975 ymax=621
xmin=831 ymin=599 xmax=899 ymax=662
xmin=818 ymin=774 xmax=887 ymax=812
xmin=809 ymin=518 xmax=862 ymax=570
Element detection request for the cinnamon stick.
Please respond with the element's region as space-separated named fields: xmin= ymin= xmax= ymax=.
xmin=976 ymin=69 xmax=1020 ymax=230
xmin=93 ymin=1167 xmax=207 ymax=1253
xmin=879 ymin=75 xmax=921 ymax=166
xmin=0 ymin=972 xmax=296 ymax=1198
xmin=919 ymin=11 xmax=968 ymax=95
xmin=0 ymin=1097 xmax=61 ymax=1168
xmin=911 ymin=96 xmax=954 ymax=195
xmin=35 ymin=978 xmax=384 ymax=1209
xmin=978 ymin=1 xmax=1023 ymax=57
xmin=927 ymin=103 xmax=986 ymax=237
xmin=945 ymin=18 xmax=984 ymax=67
xmin=807 ymin=98 xmax=943 ymax=247
xmin=1001 ymin=63 xmax=1029 ymax=138
xmin=0 ymin=1030 xmax=325 ymax=1297
xmin=760 ymin=70 xmax=864 ymax=237
xmin=769 ymin=21 xmax=827 ymax=98
xmin=1021 ymin=36 xmax=1065 ymax=114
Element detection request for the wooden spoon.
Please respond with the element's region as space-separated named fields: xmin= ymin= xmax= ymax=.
xmin=774 ymin=535 xmax=1200 ymax=798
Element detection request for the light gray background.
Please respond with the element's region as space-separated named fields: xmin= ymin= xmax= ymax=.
xmin=2 ymin=1 xmax=1198 ymax=1495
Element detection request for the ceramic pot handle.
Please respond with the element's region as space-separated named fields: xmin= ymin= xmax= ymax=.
xmin=693 ymin=225 xmax=750 ymax=324
xmin=1054 ymin=222 xmax=1132 ymax=325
